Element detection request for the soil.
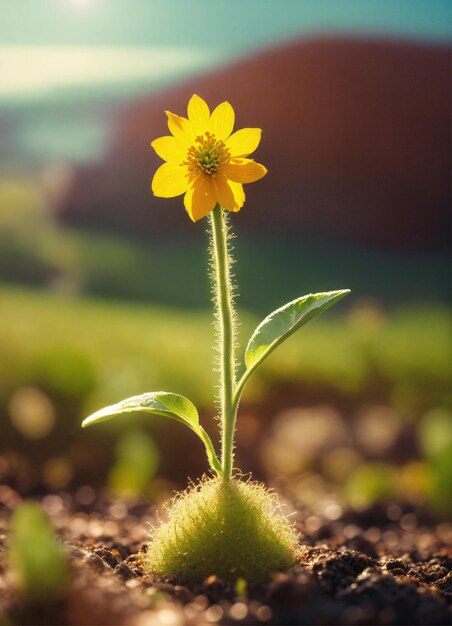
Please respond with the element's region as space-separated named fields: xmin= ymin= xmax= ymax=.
xmin=0 ymin=485 xmax=450 ymax=626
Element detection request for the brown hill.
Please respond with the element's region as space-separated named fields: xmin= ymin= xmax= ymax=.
xmin=62 ymin=36 xmax=451 ymax=249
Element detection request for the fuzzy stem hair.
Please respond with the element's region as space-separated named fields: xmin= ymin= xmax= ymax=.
xmin=209 ymin=204 xmax=237 ymax=482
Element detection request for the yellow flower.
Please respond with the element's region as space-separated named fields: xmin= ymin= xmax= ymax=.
xmin=151 ymin=94 xmax=267 ymax=221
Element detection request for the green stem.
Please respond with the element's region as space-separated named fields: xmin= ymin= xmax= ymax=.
xmin=209 ymin=204 xmax=236 ymax=482
xmin=198 ymin=426 xmax=223 ymax=476
xmin=231 ymin=367 xmax=253 ymax=418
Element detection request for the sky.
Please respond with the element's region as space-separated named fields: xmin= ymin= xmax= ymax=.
xmin=0 ymin=0 xmax=451 ymax=103
xmin=1 ymin=0 xmax=450 ymax=163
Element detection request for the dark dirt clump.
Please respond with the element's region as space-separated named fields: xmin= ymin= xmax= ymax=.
xmin=0 ymin=486 xmax=450 ymax=626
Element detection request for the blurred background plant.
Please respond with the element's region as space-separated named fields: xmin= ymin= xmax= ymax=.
xmin=8 ymin=501 xmax=70 ymax=603
xmin=0 ymin=0 xmax=450 ymax=518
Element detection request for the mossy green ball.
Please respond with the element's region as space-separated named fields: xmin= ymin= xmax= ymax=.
xmin=145 ymin=477 xmax=299 ymax=583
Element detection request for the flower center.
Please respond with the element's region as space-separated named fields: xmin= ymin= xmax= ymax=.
xmin=185 ymin=132 xmax=230 ymax=176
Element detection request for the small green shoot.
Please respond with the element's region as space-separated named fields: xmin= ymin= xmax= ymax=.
xmin=109 ymin=429 xmax=159 ymax=496
xmin=8 ymin=502 xmax=70 ymax=603
xmin=235 ymin=577 xmax=248 ymax=599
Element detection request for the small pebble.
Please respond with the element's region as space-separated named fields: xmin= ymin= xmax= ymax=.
xmin=83 ymin=552 xmax=105 ymax=572
xmin=115 ymin=562 xmax=135 ymax=580
xmin=94 ymin=547 xmax=119 ymax=569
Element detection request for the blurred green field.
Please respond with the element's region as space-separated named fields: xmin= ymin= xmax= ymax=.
xmin=1 ymin=284 xmax=450 ymax=416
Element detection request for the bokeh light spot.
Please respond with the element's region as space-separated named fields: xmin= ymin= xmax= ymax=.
xmin=8 ymin=386 xmax=56 ymax=439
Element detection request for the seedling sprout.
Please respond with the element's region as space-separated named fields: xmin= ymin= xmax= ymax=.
xmin=82 ymin=95 xmax=350 ymax=582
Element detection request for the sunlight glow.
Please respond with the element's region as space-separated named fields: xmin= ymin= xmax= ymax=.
xmin=0 ymin=45 xmax=222 ymax=101
xmin=70 ymin=0 xmax=94 ymax=7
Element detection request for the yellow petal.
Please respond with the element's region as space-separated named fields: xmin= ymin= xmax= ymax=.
xmin=226 ymin=128 xmax=262 ymax=158
xmin=213 ymin=174 xmax=236 ymax=212
xmin=187 ymin=95 xmax=210 ymax=135
xmin=228 ymin=180 xmax=245 ymax=211
xmin=223 ymin=158 xmax=267 ymax=184
xmin=184 ymin=176 xmax=216 ymax=221
xmin=165 ymin=111 xmax=195 ymax=144
xmin=209 ymin=101 xmax=235 ymax=140
xmin=152 ymin=162 xmax=189 ymax=198
xmin=151 ymin=136 xmax=187 ymax=163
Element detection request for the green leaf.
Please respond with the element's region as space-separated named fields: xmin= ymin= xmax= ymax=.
xmin=82 ymin=391 xmax=222 ymax=475
xmin=82 ymin=391 xmax=199 ymax=431
xmin=245 ymin=290 xmax=350 ymax=371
